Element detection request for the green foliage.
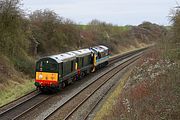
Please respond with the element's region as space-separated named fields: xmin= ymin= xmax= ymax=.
xmin=0 ymin=0 xmax=34 ymax=77
xmin=12 ymin=50 xmax=35 ymax=76
xmin=161 ymin=7 xmax=180 ymax=61
xmin=171 ymin=8 xmax=180 ymax=43
xmin=171 ymin=8 xmax=180 ymax=60
xmin=0 ymin=0 xmax=29 ymax=57
xmin=29 ymin=9 xmax=80 ymax=54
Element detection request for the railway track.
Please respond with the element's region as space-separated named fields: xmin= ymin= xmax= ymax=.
xmin=0 ymin=91 xmax=52 ymax=120
xmin=45 ymin=52 xmax=143 ymax=120
xmin=0 ymin=90 xmax=37 ymax=111
xmin=109 ymin=47 xmax=148 ymax=64
xmin=0 ymin=47 xmax=147 ymax=120
xmin=67 ymin=56 xmax=141 ymax=120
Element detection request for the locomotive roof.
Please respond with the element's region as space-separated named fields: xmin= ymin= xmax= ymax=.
xmin=49 ymin=52 xmax=76 ymax=63
xmin=70 ymin=48 xmax=91 ymax=57
xmin=37 ymin=45 xmax=109 ymax=63
xmin=99 ymin=45 xmax=108 ymax=50
xmin=91 ymin=45 xmax=108 ymax=53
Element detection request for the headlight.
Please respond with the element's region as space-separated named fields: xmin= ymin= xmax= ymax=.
xmin=39 ymin=74 xmax=43 ymax=79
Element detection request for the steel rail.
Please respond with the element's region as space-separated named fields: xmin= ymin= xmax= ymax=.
xmin=0 ymin=91 xmax=40 ymax=115
xmin=0 ymin=93 xmax=51 ymax=120
xmin=63 ymin=56 xmax=141 ymax=120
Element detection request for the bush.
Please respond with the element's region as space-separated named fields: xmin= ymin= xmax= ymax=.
xmin=12 ymin=50 xmax=35 ymax=76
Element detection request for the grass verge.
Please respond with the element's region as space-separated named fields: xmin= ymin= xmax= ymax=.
xmin=0 ymin=79 xmax=35 ymax=107
xmin=93 ymin=69 xmax=133 ymax=120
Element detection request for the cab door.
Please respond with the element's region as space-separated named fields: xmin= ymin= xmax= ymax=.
xmin=58 ymin=63 xmax=63 ymax=82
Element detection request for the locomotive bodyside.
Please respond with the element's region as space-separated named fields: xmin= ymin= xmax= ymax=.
xmin=71 ymin=49 xmax=93 ymax=78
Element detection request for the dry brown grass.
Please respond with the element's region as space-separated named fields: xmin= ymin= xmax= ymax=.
xmin=94 ymin=70 xmax=133 ymax=120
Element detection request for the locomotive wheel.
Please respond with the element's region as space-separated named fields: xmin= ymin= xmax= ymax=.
xmin=72 ymin=76 xmax=77 ymax=82
xmin=81 ymin=72 xmax=85 ymax=77
xmin=61 ymin=82 xmax=66 ymax=88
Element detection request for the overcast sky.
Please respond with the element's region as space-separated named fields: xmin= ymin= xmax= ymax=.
xmin=22 ymin=0 xmax=177 ymax=26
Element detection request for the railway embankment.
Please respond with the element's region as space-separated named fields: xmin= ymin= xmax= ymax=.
xmin=93 ymin=47 xmax=179 ymax=120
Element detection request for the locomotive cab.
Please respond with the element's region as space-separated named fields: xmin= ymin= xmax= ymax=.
xmin=35 ymin=58 xmax=59 ymax=89
xmin=90 ymin=45 xmax=109 ymax=70
xmin=35 ymin=52 xmax=77 ymax=91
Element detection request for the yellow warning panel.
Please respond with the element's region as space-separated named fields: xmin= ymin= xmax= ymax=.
xmin=36 ymin=72 xmax=58 ymax=81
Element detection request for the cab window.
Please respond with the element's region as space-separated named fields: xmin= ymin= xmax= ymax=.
xmin=36 ymin=59 xmax=58 ymax=72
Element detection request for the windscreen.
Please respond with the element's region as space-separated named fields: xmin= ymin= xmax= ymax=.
xmin=36 ymin=59 xmax=58 ymax=72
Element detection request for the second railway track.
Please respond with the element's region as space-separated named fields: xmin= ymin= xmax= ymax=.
xmin=0 ymin=92 xmax=53 ymax=120
xmin=45 ymin=51 xmax=143 ymax=120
